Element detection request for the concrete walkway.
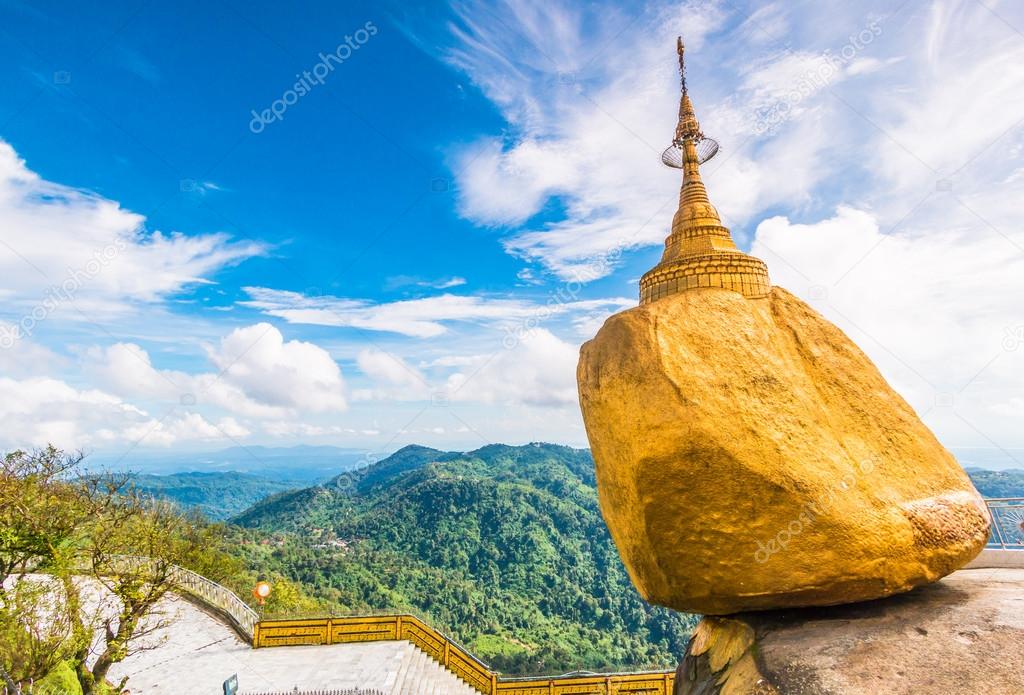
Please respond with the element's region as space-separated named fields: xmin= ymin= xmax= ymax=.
xmin=108 ymin=594 xmax=477 ymax=694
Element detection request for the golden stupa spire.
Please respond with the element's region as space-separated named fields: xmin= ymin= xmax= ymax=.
xmin=674 ymin=37 xmax=702 ymax=143
xmin=639 ymin=37 xmax=770 ymax=304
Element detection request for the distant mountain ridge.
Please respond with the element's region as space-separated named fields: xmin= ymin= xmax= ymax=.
xmin=86 ymin=444 xmax=368 ymax=481
xmin=965 ymin=468 xmax=1024 ymax=498
xmin=231 ymin=442 xmax=695 ymax=675
xmin=129 ymin=471 xmax=302 ymax=521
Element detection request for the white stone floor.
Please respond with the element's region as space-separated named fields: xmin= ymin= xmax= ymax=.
xmin=108 ymin=594 xmax=478 ymax=694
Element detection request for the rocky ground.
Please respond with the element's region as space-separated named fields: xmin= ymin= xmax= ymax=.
xmin=675 ymin=566 xmax=1024 ymax=695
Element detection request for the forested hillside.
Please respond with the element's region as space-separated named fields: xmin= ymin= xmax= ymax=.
xmin=129 ymin=471 xmax=301 ymax=520
xmin=966 ymin=468 xmax=1024 ymax=498
xmin=231 ymin=443 xmax=696 ymax=676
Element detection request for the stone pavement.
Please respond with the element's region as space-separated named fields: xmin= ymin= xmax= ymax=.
xmin=108 ymin=594 xmax=478 ymax=694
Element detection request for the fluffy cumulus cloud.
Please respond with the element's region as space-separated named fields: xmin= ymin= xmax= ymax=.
xmin=0 ymin=140 xmax=265 ymax=318
xmin=352 ymin=349 xmax=431 ymax=401
xmin=89 ymin=323 xmax=347 ymax=418
xmin=344 ymin=327 xmax=582 ymax=411
xmin=206 ymin=323 xmax=347 ymax=413
xmin=0 ymin=322 xmax=348 ymax=450
xmin=445 ymin=328 xmax=580 ymax=407
xmin=0 ymin=375 xmax=249 ymax=450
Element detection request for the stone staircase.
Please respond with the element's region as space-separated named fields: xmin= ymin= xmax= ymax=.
xmin=107 ymin=593 xmax=482 ymax=694
xmin=391 ymin=641 xmax=480 ymax=695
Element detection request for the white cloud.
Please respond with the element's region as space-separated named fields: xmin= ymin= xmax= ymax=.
xmin=0 ymin=321 xmax=62 ymax=376
xmin=0 ymin=140 xmax=265 ymax=318
xmin=445 ymin=328 xmax=580 ymax=407
xmin=0 ymin=375 xmax=247 ymax=450
xmin=124 ymin=413 xmax=251 ymax=447
xmin=87 ymin=323 xmax=347 ymax=421
xmin=385 ymin=275 xmax=468 ymax=290
xmin=0 ymin=321 xmax=349 ymax=449
xmin=262 ymin=421 xmax=347 ymax=437
xmin=875 ymin=0 xmax=1024 ymax=194
xmin=430 ymin=277 xmax=468 ymax=289
xmin=242 ymin=286 xmax=633 ymax=338
xmin=88 ymin=340 xmax=285 ymax=419
xmin=353 ymin=348 xmax=431 ymax=401
xmin=207 ymin=323 xmax=347 ymax=413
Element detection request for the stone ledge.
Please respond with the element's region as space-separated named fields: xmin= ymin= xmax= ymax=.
xmin=675 ymin=568 xmax=1024 ymax=695
xmin=965 ymin=548 xmax=1024 ymax=569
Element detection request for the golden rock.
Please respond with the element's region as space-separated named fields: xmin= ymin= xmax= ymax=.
xmin=576 ymin=38 xmax=989 ymax=615
xmin=578 ymin=287 xmax=989 ymax=614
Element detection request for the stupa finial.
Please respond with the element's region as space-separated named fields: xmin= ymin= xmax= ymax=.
xmin=674 ymin=36 xmax=703 ymax=144
xmin=639 ymin=37 xmax=771 ymax=304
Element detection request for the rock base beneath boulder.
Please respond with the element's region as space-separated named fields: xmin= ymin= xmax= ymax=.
xmin=675 ymin=567 xmax=1024 ymax=695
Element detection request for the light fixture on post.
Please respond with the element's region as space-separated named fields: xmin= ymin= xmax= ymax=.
xmin=252 ymin=581 xmax=272 ymax=612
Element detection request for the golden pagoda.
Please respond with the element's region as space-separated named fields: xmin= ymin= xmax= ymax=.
xmin=639 ymin=38 xmax=770 ymax=304
xmin=578 ymin=37 xmax=988 ymax=617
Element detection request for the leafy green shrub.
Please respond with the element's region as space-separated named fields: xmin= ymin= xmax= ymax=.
xmin=34 ymin=661 xmax=83 ymax=695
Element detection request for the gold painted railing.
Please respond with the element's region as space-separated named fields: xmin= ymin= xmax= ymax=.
xmin=254 ymin=615 xmax=676 ymax=695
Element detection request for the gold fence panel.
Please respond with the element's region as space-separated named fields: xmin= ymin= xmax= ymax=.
xmin=255 ymin=618 xmax=329 ymax=647
xmin=445 ymin=644 xmax=494 ymax=694
xmin=399 ymin=615 xmax=446 ymax=661
xmin=496 ymin=672 xmax=673 ymax=695
xmin=330 ymin=615 xmax=399 ymax=643
xmin=253 ymin=615 xmax=674 ymax=695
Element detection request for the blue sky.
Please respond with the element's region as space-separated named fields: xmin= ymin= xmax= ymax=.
xmin=1 ymin=0 xmax=1023 ymax=467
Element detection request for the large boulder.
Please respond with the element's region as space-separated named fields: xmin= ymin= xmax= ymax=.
xmin=577 ymin=286 xmax=989 ymax=614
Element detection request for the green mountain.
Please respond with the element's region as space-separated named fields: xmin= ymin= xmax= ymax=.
xmin=129 ymin=471 xmax=301 ymax=520
xmin=231 ymin=443 xmax=696 ymax=676
xmin=966 ymin=468 xmax=1024 ymax=498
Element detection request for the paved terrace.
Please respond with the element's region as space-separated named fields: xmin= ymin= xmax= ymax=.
xmin=108 ymin=594 xmax=477 ymax=694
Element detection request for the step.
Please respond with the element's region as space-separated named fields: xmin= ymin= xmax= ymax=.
xmin=401 ymin=645 xmax=428 ymax=695
xmin=389 ymin=641 xmax=489 ymax=695
xmin=390 ymin=642 xmax=417 ymax=695
xmin=379 ymin=641 xmax=409 ymax=692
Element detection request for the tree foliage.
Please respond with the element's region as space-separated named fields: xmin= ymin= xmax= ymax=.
xmin=231 ymin=443 xmax=698 ymax=675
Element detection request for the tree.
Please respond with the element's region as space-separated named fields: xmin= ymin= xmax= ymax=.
xmin=0 ymin=446 xmax=237 ymax=694
xmin=0 ymin=447 xmax=95 ymax=686
xmin=75 ymin=496 xmax=231 ymax=694
xmin=0 ymin=447 xmax=89 ymax=585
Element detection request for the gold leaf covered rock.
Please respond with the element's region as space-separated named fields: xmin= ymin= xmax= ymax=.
xmin=576 ymin=38 xmax=989 ymax=616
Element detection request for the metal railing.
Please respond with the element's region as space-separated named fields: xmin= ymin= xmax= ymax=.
xmin=85 ymin=555 xmax=259 ymax=641
xmin=170 ymin=564 xmax=259 ymax=640
xmin=985 ymin=497 xmax=1024 ymax=549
